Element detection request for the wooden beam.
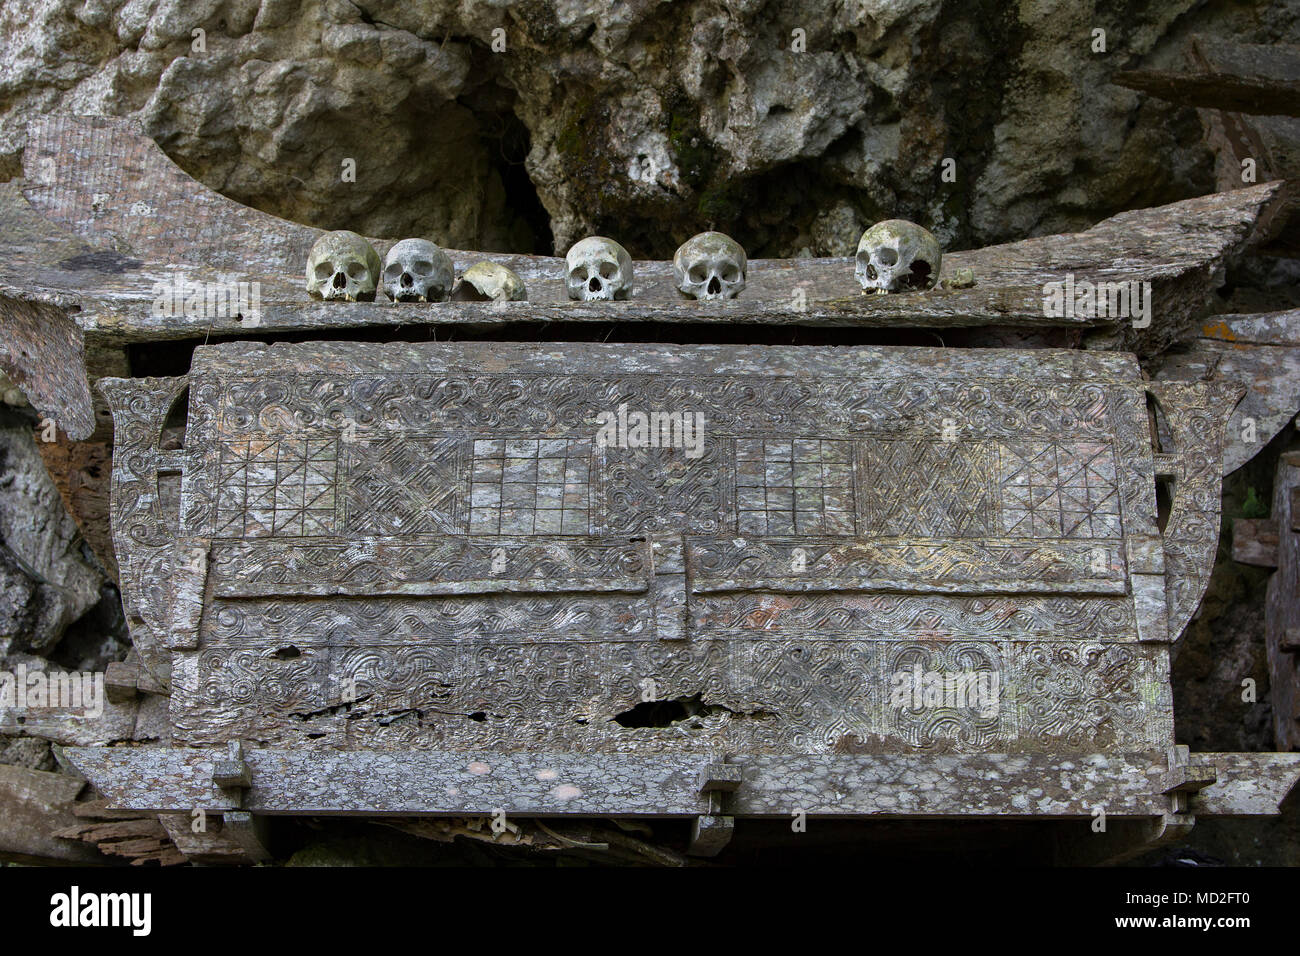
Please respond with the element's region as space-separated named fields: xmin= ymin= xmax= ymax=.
xmin=0 ymin=764 xmax=105 ymax=864
xmin=1233 ymin=518 xmax=1279 ymax=568
xmin=1190 ymin=753 xmax=1300 ymax=815
xmin=1265 ymin=453 xmax=1300 ymax=750
xmin=60 ymin=747 xmax=1221 ymax=819
xmin=4 ymin=116 xmax=1284 ymax=354
xmin=1113 ymin=37 xmax=1300 ymax=117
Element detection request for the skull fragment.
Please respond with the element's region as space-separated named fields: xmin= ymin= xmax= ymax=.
xmin=855 ymin=220 xmax=942 ymax=294
xmin=306 ymin=231 xmax=381 ymax=302
xmin=382 ymin=239 xmax=453 ymax=303
xmin=673 ymin=231 xmax=747 ymax=300
xmin=565 ymin=236 xmax=633 ymax=301
xmin=449 ymin=262 xmax=527 ymax=302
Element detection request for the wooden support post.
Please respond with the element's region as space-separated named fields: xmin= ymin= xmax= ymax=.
xmin=104 ymin=659 xmax=139 ymax=704
xmin=1264 ymin=452 xmax=1300 ymax=749
xmin=211 ymin=740 xmax=252 ymax=802
xmin=689 ymin=761 xmax=739 ymax=857
xmin=222 ymin=811 xmax=272 ymax=863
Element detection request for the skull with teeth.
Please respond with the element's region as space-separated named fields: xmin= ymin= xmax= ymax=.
xmin=855 ymin=220 xmax=942 ymax=295
xmin=673 ymin=231 xmax=747 ymax=300
xmin=306 ymin=230 xmax=381 ymax=302
xmin=565 ymin=236 xmax=633 ymax=301
xmin=382 ymin=239 xmax=453 ymax=303
xmin=449 ymin=261 xmax=527 ymax=302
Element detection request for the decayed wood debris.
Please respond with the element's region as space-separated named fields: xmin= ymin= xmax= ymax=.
xmin=32 ymin=432 xmax=116 ymax=577
xmin=52 ymin=798 xmax=186 ymax=866
xmin=0 ymin=763 xmax=105 ymax=864
xmin=375 ymin=818 xmax=699 ymax=866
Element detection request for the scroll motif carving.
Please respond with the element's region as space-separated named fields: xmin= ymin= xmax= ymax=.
xmin=1145 ymin=381 xmax=1244 ymax=641
xmin=98 ymin=375 xmax=189 ymax=688
xmin=97 ymin=342 xmax=1234 ymax=765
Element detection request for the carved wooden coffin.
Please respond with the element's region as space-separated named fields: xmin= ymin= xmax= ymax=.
xmin=88 ymin=340 xmax=1238 ymax=764
xmin=70 ymin=338 xmax=1300 ymax=844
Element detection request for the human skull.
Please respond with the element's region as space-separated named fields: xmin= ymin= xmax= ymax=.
xmin=855 ymin=220 xmax=942 ymax=294
xmin=382 ymin=239 xmax=453 ymax=303
xmin=449 ymin=262 xmax=527 ymax=302
xmin=565 ymin=236 xmax=633 ymax=301
xmin=673 ymin=231 xmax=746 ymax=300
xmin=306 ymin=230 xmax=381 ymax=301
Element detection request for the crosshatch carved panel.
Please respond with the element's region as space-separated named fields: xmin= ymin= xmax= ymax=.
xmin=857 ymin=440 xmax=995 ymax=537
xmin=101 ymin=341 xmax=1237 ymax=759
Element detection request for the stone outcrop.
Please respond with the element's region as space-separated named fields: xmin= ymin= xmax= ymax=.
xmin=2 ymin=0 xmax=1296 ymax=255
xmin=0 ymin=409 xmax=103 ymax=657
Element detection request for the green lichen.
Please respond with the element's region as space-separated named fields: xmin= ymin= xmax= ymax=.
xmin=1241 ymin=486 xmax=1269 ymax=519
xmin=696 ymin=182 xmax=744 ymax=225
xmin=667 ymin=111 xmax=714 ymax=188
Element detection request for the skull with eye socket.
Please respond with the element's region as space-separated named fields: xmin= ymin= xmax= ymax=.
xmin=673 ymin=231 xmax=746 ymax=300
xmin=306 ymin=230 xmax=381 ymax=302
xmin=855 ymin=220 xmax=942 ymax=295
xmin=565 ymin=236 xmax=633 ymax=301
xmin=382 ymin=239 xmax=453 ymax=303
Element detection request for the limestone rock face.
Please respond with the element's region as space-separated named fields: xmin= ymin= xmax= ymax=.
xmin=0 ymin=414 xmax=103 ymax=657
xmin=2 ymin=0 xmax=1295 ymax=254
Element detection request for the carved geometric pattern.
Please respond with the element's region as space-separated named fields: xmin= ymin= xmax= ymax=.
xmin=999 ymin=441 xmax=1121 ymax=538
xmin=216 ymin=438 xmax=338 ymax=537
xmin=147 ymin=344 xmax=1230 ymax=770
xmin=736 ymin=438 xmax=855 ymax=535
xmin=592 ymin=437 xmax=735 ymax=535
xmin=468 ymin=438 xmax=591 ymax=535
xmin=856 ymin=440 xmax=995 ymax=537
xmin=341 ymin=436 xmax=467 ymax=535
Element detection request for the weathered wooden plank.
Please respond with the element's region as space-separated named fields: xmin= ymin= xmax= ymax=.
xmin=1189 ymin=753 xmax=1300 ymax=816
xmin=1264 ymin=451 xmax=1300 ymax=751
xmin=63 ymin=748 xmax=714 ymax=816
xmin=1145 ymin=379 xmax=1244 ymax=643
xmin=157 ymin=812 xmax=261 ymax=865
xmin=1135 ymin=35 xmax=1300 ymax=259
xmin=64 ymin=747 xmax=1208 ymax=818
xmin=1156 ymin=309 xmax=1300 ymax=475
xmin=0 ymin=764 xmax=105 ymax=864
xmin=1199 ymin=309 xmax=1300 ymax=346
xmin=1233 ymin=518 xmax=1279 ymax=568
xmin=33 ymin=433 xmax=116 ymax=577
xmin=0 ymin=668 xmax=165 ymax=747
xmin=1114 ymin=37 xmax=1300 ymax=117
xmin=0 ymin=292 xmax=95 ymax=441
xmin=96 ymin=375 xmax=188 ymax=690
xmin=728 ymin=753 xmax=1170 ymax=817
xmin=8 ymin=116 xmax=1282 ymax=351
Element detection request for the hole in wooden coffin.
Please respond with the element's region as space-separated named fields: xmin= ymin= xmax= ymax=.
xmin=1145 ymin=389 xmax=1173 ymax=455
xmin=160 ymin=387 xmax=189 ymax=450
xmin=1156 ymin=475 xmax=1175 ymax=534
